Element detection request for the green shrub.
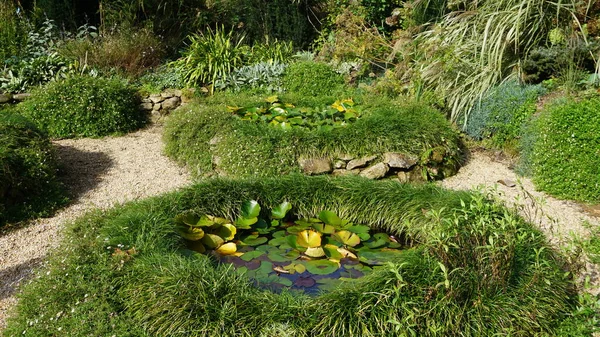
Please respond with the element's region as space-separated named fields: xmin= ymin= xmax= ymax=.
xmin=164 ymin=92 xmax=461 ymax=179
xmin=18 ymin=75 xmax=146 ymax=138
xmin=0 ymin=1 xmax=28 ymax=62
xmin=137 ymin=64 xmax=185 ymax=93
xmin=215 ymin=62 xmax=287 ymax=93
xmin=531 ymin=98 xmax=600 ymax=202
xmin=0 ymin=111 xmax=66 ymax=225
xmin=464 ymin=81 xmax=545 ymax=151
xmin=282 ymin=61 xmax=345 ymax=97
xmin=4 ymin=176 xmax=578 ymax=336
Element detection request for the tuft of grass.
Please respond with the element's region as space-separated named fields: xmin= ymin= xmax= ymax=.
xmin=4 ymin=176 xmax=579 ymax=336
xmin=0 ymin=111 xmax=67 ymax=226
xmin=164 ymin=92 xmax=462 ymax=179
xmin=17 ymin=75 xmax=147 ymax=138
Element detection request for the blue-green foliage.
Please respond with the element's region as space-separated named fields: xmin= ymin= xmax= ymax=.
xmin=464 ymin=81 xmax=545 ymax=147
xmin=215 ymin=62 xmax=287 ymax=93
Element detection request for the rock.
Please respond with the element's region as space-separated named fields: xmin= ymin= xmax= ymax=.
xmin=181 ymin=88 xmax=196 ymax=103
xmin=212 ymin=155 xmax=222 ymax=167
xmin=149 ymin=94 xmax=163 ymax=104
xmin=360 ymin=162 xmax=388 ymax=179
xmin=0 ymin=93 xmax=12 ymax=103
xmin=209 ymin=136 xmax=222 ymax=146
xmin=153 ymin=103 xmax=162 ymax=111
xmin=161 ymin=91 xmax=174 ymax=99
xmin=12 ymin=93 xmax=30 ymax=101
xmin=347 ymin=155 xmax=377 ymax=170
xmin=139 ymin=102 xmax=153 ymax=110
xmin=141 ymin=98 xmax=152 ymax=103
xmin=299 ymin=158 xmax=332 ymax=175
xmin=338 ymin=154 xmax=355 ymax=161
xmin=334 ymin=160 xmax=346 ymax=169
xmin=162 ymin=96 xmax=181 ymax=110
xmin=497 ymin=179 xmax=516 ymax=188
xmin=383 ymin=152 xmax=418 ymax=169
xmin=397 ymin=171 xmax=409 ymax=183
xmin=431 ymin=147 xmax=446 ymax=163
xmin=332 ymin=169 xmax=360 ymax=177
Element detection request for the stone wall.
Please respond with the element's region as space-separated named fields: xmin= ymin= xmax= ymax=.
xmin=140 ymin=89 xmax=192 ymax=122
xmin=0 ymin=93 xmax=31 ymax=104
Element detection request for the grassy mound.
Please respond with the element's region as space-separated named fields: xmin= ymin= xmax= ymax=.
xmin=531 ymin=98 xmax=600 ymax=202
xmin=164 ymin=93 xmax=461 ymax=179
xmin=17 ymin=75 xmax=147 ymax=138
xmin=4 ymin=176 xmax=577 ymax=336
xmin=0 ymin=111 xmax=66 ymax=226
xmin=282 ymin=61 xmax=345 ymax=97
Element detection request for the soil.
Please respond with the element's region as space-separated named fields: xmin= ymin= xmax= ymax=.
xmin=0 ymin=130 xmax=598 ymax=331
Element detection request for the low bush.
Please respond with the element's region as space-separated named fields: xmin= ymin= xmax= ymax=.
xmin=18 ymin=75 xmax=146 ymax=138
xmin=530 ymin=98 xmax=600 ymax=202
xmin=3 ymin=176 xmax=578 ymax=336
xmin=215 ymin=62 xmax=287 ymax=93
xmin=282 ymin=61 xmax=345 ymax=97
xmin=0 ymin=111 xmax=66 ymax=226
xmin=464 ymin=81 xmax=545 ymax=152
xmin=164 ymin=92 xmax=461 ymax=179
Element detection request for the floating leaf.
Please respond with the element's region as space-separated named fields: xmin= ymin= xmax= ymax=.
xmin=337 ymin=247 xmax=358 ymax=259
xmin=333 ymin=230 xmax=361 ymax=247
xmin=323 ymin=244 xmax=344 ymax=261
xmin=268 ymin=250 xmax=296 ymax=262
xmin=305 ymin=260 xmax=339 ymax=275
xmin=256 ymin=245 xmax=278 ymax=252
xmin=305 ymin=247 xmax=326 ymax=258
xmin=312 ymin=223 xmax=336 ymax=234
xmin=235 ymin=216 xmax=257 ymax=229
xmin=202 ymin=234 xmax=224 ymax=249
xmin=268 ymin=236 xmax=289 ymax=247
xmin=364 ymin=233 xmax=391 ymax=249
xmin=187 ymin=240 xmax=206 ymax=253
xmin=358 ymin=249 xmax=404 ymax=265
xmin=318 ymin=211 xmax=342 ymax=227
xmin=241 ymin=200 xmax=261 ymax=218
xmin=242 ymin=235 xmax=268 ymax=246
xmin=196 ymin=215 xmax=215 ymax=227
xmin=297 ymin=230 xmax=322 ymax=248
xmin=216 ymin=242 xmax=237 ymax=255
xmin=347 ymin=225 xmax=370 ymax=234
xmin=177 ymin=213 xmax=200 ymax=227
xmin=272 ymin=230 xmax=286 ymax=238
xmin=294 ymin=277 xmax=316 ymax=287
xmin=271 ymin=201 xmax=292 ymax=219
xmin=270 ymin=220 xmax=280 ymax=227
xmin=217 ymin=224 xmax=237 ymax=241
xmin=176 ymin=226 xmax=205 ymax=241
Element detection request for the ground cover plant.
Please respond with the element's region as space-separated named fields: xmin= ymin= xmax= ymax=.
xmin=529 ymin=97 xmax=600 ymax=202
xmin=17 ymin=75 xmax=146 ymax=138
xmin=164 ymin=92 xmax=461 ymax=179
xmin=0 ymin=110 xmax=66 ymax=226
xmin=3 ymin=175 xmax=580 ymax=336
xmin=281 ymin=61 xmax=345 ymax=97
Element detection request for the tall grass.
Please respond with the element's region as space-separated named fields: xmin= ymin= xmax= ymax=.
xmin=0 ymin=1 xmax=28 ymax=62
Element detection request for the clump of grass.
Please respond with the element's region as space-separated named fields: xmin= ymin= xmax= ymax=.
xmin=4 ymin=176 xmax=579 ymax=336
xmin=164 ymin=92 xmax=462 ymax=179
xmin=0 ymin=111 xmax=67 ymax=226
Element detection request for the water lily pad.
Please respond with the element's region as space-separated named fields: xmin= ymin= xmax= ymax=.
xmin=216 ymin=242 xmax=237 ymax=255
xmin=270 ymin=220 xmax=280 ymax=227
xmin=202 ymin=234 xmax=224 ymax=249
xmin=217 ymin=224 xmax=237 ymax=241
xmin=364 ymin=233 xmax=390 ymax=249
xmin=312 ymin=223 xmax=336 ymax=234
xmin=268 ymin=250 xmax=296 ymax=262
xmin=272 ymin=230 xmax=286 ymax=238
xmin=333 ymin=230 xmax=361 ymax=247
xmin=323 ymin=244 xmax=344 ymax=261
xmin=268 ymin=236 xmax=289 ymax=247
xmin=271 ymin=201 xmax=292 ymax=219
xmin=176 ymin=226 xmax=205 ymax=241
xmin=241 ymin=200 xmax=261 ymax=218
xmin=297 ymin=230 xmax=322 ymax=248
xmin=318 ymin=211 xmax=342 ymax=227
xmin=358 ymin=249 xmax=404 ymax=265
xmin=177 ymin=213 xmax=199 ymax=226
xmin=235 ymin=216 xmax=257 ymax=229
xmin=347 ymin=225 xmax=370 ymax=234
xmin=187 ymin=240 xmax=206 ymax=253
xmin=305 ymin=260 xmax=339 ymax=275
xmin=305 ymin=247 xmax=326 ymax=258
xmin=240 ymin=250 xmax=265 ymax=262
xmin=242 ymin=235 xmax=268 ymax=246
xmin=294 ymin=277 xmax=316 ymax=288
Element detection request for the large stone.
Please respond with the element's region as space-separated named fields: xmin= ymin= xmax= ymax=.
xmin=0 ymin=93 xmax=12 ymax=103
xmin=299 ymin=158 xmax=332 ymax=175
xmin=397 ymin=171 xmax=410 ymax=183
xmin=332 ymin=169 xmax=360 ymax=177
xmin=209 ymin=135 xmax=222 ymax=146
xmin=359 ymin=162 xmax=389 ymax=179
xmin=162 ymin=96 xmax=181 ymax=110
xmin=383 ymin=152 xmax=418 ymax=169
xmin=338 ymin=154 xmax=355 ymax=161
xmin=149 ymin=94 xmax=163 ymax=104
xmin=12 ymin=93 xmax=30 ymax=101
xmin=347 ymin=155 xmax=377 ymax=170
xmin=153 ymin=103 xmax=162 ymax=111
xmin=334 ymin=160 xmax=346 ymax=169
xmin=139 ymin=102 xmax=153 ymax=110
xmin=161 ymin=91 xmax=174 ymax=99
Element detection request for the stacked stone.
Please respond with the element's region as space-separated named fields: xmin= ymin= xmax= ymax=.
xmin=140 ymin=89 xmax=189 ymax=121
xmin=0 ymin=93 xmax=31 ymax=105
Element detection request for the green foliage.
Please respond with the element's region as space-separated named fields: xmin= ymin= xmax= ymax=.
xmin=0 ymin=1 xmax=28 ymax=62
xmin=531 ymin=98 xmax=600 ymax=202
xmin=0 ymin=112 xmax=66 ymax=225
xmin=17 ymin=75 xmax=146 ymax=138
xmin=229 ymin=96 xmax=360 ymax=131
xmin=0 ymin=52 xmax=69 ymax=93
xmin=137 ymin=65 xmax=185 ymax=93
xmin=282 ymin=61 xmax=345 ymax=97
xmin=164 ymin=92 xmax=461 ymax=178
xmin=3 ymin=176 xmax=579 ymax=336
xmin=464 ymin=81 xmax=545 ymax=151
xmin=215 ymin=62 xmax=287 ymax=93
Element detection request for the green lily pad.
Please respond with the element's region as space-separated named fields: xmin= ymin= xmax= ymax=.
xmin=235 ymin=216 xmax=257 ymax=229
xmin=270 ymin=220 xmax=280 ymax=227
xmin=241 ymin=200 xmax=261 ymax=218
xmin=272 ymin=230 xmax=286 ymax=238
xmin=318 ymin=211 xmax=342 ymax=227
xmin=347 ymin=225 xmax=370 ymax=234
xmin=268 ymin=236 xmax=289 ymax=247
xmin=364 ymin=233 xmax=391 ymax=249
xmin=323 ymin=244 xmax=344 ymax=261
xmin=175 ymin=213 xmax=199 ymax=226
xmin=297 ymin=230 xmax=322 ymax=248
xmin=312 ymin=223 xmax=336 ymax=234
xmin=256 ymin=244 xmax=279 ymax=252
xmin=196 ymin=215 xmax=215 ymax=227
xmin=217 ymin=224 xmax=237 ymax=241
xmin=240 ymin=250 xmax=265 ymax=262
xmin=333 ymin=230 xmax=361 ymax=247
xmin=305 ymin=260 xmax=339 ymax=275
xmin=187 ymin=240 xmax=206 ymax=253
xmin=242 ymin=235 xmax=268 ymax=246
xmin=358 ymin=249 xmax=404 ymax=265
xmin=202 ymin=234 xmax=224 ymax=249
xmin=176 ymin=226 xmax=205 ymax=241
xmin=271 ymin=201 xmax=292 ymax=219
xmin=268 ymin=250 xmax=296 ymax=262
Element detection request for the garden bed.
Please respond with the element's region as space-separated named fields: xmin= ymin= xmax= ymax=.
xmin=164 ymin=93 xmax=463 ymax=180
xmin=4 ymin=175 xmax=577 ymax=336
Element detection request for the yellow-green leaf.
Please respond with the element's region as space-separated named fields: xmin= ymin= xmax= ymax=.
xmin=296 ymin=230 xmax=322 ymax=248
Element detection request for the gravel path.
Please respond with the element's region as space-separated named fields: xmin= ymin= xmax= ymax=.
xmin=440 ymin=150 xmax=600 ymax=295
xmin=0 ymin=125 xmax=191 ymax=329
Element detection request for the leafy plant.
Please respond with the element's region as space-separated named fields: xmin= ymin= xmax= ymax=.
xmin=17 ymin=75 xmax=146 ymax=138
xmin=282 ymin=61 xmax=345 ymax=97
xmin=228 ymin=96 xmax=360 ymax=131
xmin=0 ymin=1 xmax=28 ymax=62
xmin=531 ymin=98 xmax=600 ymax=202
xmin=0 ymin=112 xmax=67 ymax=226
xmin=215 ymin=62 xmax=287 ymax=93
xmin=0 ymin=52 xmax=69 ymax=93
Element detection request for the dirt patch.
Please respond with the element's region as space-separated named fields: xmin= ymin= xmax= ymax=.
xmin=0 ymin=125 xmax=191 ymax=329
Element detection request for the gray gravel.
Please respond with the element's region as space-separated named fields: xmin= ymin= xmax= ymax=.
xmin=0 ymin=125 xmax=190 ymax=329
